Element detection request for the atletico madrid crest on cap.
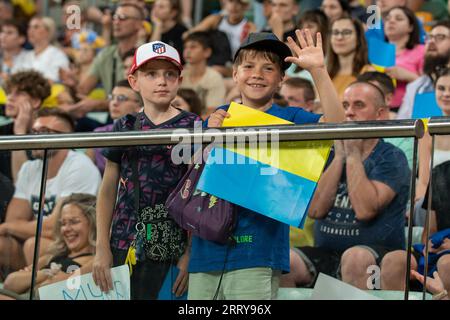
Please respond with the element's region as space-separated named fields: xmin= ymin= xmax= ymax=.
xmin=129 ymin=41 xmax=183 ymax=75
xmin=153 ymin=43 xmax=166 ymax=54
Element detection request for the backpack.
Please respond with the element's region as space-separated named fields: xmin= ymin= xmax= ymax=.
xmin=165 ymin=145 xmax=237 ymax=245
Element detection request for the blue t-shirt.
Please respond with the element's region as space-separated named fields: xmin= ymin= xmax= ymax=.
xmin=314 ymin=140 xmax=411 ymax=252
xmin=189 ymin=104 xmax=322 ymax=273
xmin=365 ymin=19 xmax=426 ymax=44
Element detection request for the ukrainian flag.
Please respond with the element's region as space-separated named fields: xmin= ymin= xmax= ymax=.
xmin=196 ymin=102 xmax=333 ymax=228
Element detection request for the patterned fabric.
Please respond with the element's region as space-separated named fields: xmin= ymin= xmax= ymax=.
xmin=102 ymin=111 xmax=201 ymax=251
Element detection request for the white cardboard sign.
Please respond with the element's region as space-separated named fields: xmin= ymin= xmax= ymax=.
xmin=38 ymin=265 xmax=130 ymax=300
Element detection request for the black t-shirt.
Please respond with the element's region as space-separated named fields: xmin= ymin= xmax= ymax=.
xmin=423 ymin=160 xmax=450 ymax=231
xmin=45 ymin=253 xmax=94 ymax=273
xmin=161 ymin=23 xmax=188 ymax=61
xmin=0 ymin=171 xmax=14 ymax=223
xmin=0 ymin=122 xmax=14 ymax=180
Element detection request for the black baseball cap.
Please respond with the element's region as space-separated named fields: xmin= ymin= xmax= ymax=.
xmin=234 ymin=32 xmax=292 ymax=71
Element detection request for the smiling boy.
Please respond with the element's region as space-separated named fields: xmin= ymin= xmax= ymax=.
xmin=188 ymin=30 xmax=345 ymax=299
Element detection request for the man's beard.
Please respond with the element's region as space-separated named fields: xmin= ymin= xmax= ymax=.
xmin=423 ymin=52 xmax=450 ymax=77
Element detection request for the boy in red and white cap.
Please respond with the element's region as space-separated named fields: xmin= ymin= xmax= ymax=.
xmin=93 ymin=41 xmax=200 ymax=300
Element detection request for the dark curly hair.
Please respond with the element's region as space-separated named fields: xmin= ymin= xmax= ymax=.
xmin=4 ymin=70 xmax=51 ymax=102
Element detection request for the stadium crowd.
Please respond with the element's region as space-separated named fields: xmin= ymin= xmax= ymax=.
xmin=0 ymin=0 xmax=449 ymax=300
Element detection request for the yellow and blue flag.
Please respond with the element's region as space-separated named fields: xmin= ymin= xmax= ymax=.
xmin=367 ymin=37 xmax=396 ymax=68
xmin=196 ymin=102 xmax=333 ymax=228
xmin=412 ymin=92 xmax=443 ymax=119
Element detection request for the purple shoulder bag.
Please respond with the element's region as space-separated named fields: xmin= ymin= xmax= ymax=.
xmin=165 ymin=145 xmax=236 ymax=245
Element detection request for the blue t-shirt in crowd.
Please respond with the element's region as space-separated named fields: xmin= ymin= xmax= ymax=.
xmin=365 ymin=19 xmax=426 ymax=44
xmin=314 ymin=139 xmax=411 ymax=252
xmin=189 ymin=104 xmax=322 ymax=273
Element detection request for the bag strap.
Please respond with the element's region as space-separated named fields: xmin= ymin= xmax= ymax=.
xmin=132 ymin=114 xmax=141 ymax=216
xmin=131 ymin=113 xmax=173 ymax=225
xmin=111 ymin=49 xmax=118 ymax=95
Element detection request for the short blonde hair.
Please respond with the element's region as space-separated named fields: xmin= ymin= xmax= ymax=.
xmin=33 ymin=16 xmax=56 ymax=41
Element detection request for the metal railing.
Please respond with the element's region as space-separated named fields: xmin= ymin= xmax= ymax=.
xmin=421 ymin=117 xmax=450 ymax=300
xmin=0 ymin=120 xmax=424 ymax=151
xmin=0 ymin=119 xmax=429 ymax=300
xmin=427 ymin=117 xmax=450 ymax=135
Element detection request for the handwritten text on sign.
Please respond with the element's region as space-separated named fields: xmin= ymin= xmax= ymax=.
xmin=38 ymin=265 xmax=130 ymax=300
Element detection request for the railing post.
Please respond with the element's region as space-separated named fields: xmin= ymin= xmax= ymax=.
xmin=404 ymin=137 xmax=419 ymax=300
xmin=422 ymin=134 xmax=435 ymax=300
xmin=29 ymin=149 xmax=49 ymax=300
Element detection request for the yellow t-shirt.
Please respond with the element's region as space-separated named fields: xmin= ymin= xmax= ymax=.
xmin=332 ymin=65 xmax=374 ymax=99
xmin=289 ymin=216 xmax=315 ymax=248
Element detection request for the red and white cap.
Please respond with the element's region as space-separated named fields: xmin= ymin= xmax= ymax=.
xmin=128 ymin=41 xmax=183 ymax=75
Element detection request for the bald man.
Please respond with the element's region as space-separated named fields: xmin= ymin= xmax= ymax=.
xmin=280 ymin=81 xmax=411 ymax=290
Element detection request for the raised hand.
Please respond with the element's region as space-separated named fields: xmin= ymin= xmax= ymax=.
xmin=285 ymin=29 xmax=325 ymax=71
xmin=411 ymin=270 xmax=445 ymax=296
xmin=333 ymin=140 xmax=346 ymax=160
xmin=13 ymin=100 xmax=34 ymax=135
xmin=343 ymin=139 xmax=365 ymax=158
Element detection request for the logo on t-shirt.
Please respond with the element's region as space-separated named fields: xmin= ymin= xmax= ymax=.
xmin=334 ymin=184 xmax=353 ymax=210
xmin=31 ymin=195 xmax=57 ymax=218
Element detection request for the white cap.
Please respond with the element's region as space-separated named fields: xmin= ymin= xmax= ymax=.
xmin=128 ymin=41 xmax=182 ymax=75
